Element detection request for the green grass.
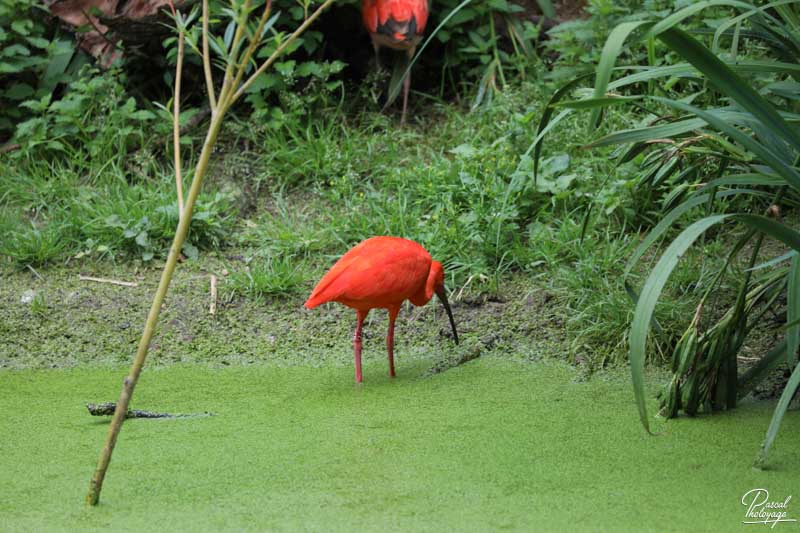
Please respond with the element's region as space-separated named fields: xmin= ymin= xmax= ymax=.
xmin=1 ymin=360 xmax=798 ymax=531
xmin=0 ymin=223 xmax=67 ymax=267
xmin=226 ymin=256 xmax=309 ymax=299
xmin=0 ymin=162 xmax=236 ymax=266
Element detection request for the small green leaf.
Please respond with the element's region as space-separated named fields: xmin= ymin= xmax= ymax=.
xmin=182 ymin=242 xmax=199 ymax=260
xmin=3 ymin=83 xmax=34 ymax=100
xmin=135 ymin=231 xmax=150 ymax=248
xmin=26 ymin=36 xmax=49 ymax=49
xmin=130 ymin=110 xmax=156 ymax=120
xmin=535 ymin=0 xmax=556 ymax=18
xmin=2 ymin=43 xmax=30 ymax=57
xmin=11 ymin=19 xmax=33 ymax=36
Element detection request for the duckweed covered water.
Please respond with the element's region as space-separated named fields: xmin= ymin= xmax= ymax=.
xmin=1 ymin=360 xmax=798 ymax=531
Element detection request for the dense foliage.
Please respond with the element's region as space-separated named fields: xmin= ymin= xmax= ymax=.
xmin=0 ymin=0 xmax=83 ymax=139
xmin=538 ymin=1 xmax=800 ymax=463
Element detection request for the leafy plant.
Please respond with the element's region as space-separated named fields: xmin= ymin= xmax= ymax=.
xmin=13 ymin=65 xmax=156 ymax=162
xmin=538 ymin=1 xmax=800 ymax=466
xmin=161 ymin=0 xmax=345 ymax=117
xmin=433 ymin=0 xmax=543 ymax=105
xmin=542 ymin=0 xmax=666 ymax=82
xmin=238 ymin=0 xmax=346 ymax=116
xmin=0 ymin=0 xmax=79 ymax=140
xmin=29 ymin=290 xmax=48 ymax=317
xmin=95 ymin=190 xmax=235 ymax=261
xmin=0 ymin=159 xmax=236 ymax=264
xmin=0 ymin=221 xmax=67 ymax=267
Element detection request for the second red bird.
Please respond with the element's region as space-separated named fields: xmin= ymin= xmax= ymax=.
xmin=361 ymin=0 xmax=429 ymax=124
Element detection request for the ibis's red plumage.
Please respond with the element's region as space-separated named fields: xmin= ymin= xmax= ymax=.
xmin=361 ymin=0 xmax=428 ymax=46
xmin=305 ymin=237 xmax=433 ymax=311
xmin=361 ymin=0 xmax=429 ymax=123
xmin=305 ymin=236 xmax=458 ymax=383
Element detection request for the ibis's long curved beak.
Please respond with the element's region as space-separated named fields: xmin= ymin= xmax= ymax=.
xmin=435 ymin=285 xmax=459 ymax=345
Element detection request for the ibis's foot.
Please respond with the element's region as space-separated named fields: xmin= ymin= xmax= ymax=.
xmin=387 ymin=307 xmax=398 ymax=380
xmin=354 ymin=350 xmax=363 ymax=383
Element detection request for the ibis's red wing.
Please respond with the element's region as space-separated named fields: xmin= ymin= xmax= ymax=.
xmin=304 ymin=236 xmax=432 ymax=310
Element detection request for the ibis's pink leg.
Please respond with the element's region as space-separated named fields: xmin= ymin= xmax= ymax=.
xmin=373 ymin=42 xmax=381 ymax=70
xmin=354 ymin=309 xmax=368 ymax=383
xmin=401 ymin=47 xmax=414 ymax=125
xmin=387 ymin=307 xmax=399 ymax=378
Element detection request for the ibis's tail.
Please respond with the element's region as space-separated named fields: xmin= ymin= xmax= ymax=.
xmin=304 ymin=294 xmax=326 ymax=309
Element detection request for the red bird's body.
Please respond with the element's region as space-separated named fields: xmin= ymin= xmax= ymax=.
xmin=361 ymin=0 xmax=428 ymax=48
xmin=361 ymin=0 xmax=429 ymax=123
xmin=305 ymin=236 xmax=458 ymax=383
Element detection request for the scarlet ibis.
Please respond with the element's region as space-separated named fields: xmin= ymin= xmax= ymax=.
xmin=361 ymin=0 xmax=429 ymax=124
xmin=305 ymin=236 xmax=459 ymax=383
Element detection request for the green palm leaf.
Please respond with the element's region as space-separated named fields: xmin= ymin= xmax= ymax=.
xmin=589 ymin=21 xmax=651 ymax=128
xmin=657 ymin=27 xmax=800 ymax=153
xmin=652 ymin=97 xmax=800 ymax=191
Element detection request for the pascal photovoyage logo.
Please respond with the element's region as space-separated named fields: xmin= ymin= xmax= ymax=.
xmin=742 ymin=488 xmax=797 ymax=528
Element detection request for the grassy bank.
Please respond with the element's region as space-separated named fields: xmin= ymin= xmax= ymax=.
xmin=1 ymin=80 xmax=717 ymax=368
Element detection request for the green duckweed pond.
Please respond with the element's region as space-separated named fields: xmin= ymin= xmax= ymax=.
xmin=1 ymin=359 xmax=798 ymax=531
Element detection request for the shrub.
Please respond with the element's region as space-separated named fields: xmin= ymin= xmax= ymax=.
xmin=13 ymin=65 xmax=156 ymax=163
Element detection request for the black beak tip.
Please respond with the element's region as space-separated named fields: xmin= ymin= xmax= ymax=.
xmin=436 ymin=286 xmax=459 ymax=347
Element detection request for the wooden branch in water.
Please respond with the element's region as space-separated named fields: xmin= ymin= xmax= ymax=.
xmin=426 ymin=334 xmax=498 ymax=375
xmin=86 ymin=402 xmax=212 ymax=419
xmin=87 ymin=402 xmax=175 ymax=419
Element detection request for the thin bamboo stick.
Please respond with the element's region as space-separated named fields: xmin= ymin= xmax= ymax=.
xmin=202 ymin=0 xmax=216 ymax=111
xmin=79 ymin=275 xmax=138 ymax=287
xmin=173 ymin=29 xmax=185 ymax=218
xmin=233 ymin=0 xmax=335 ymax=103
xmin=86 ymin=115 xmax=225 ymax=506
xmin=85 ymin=0 xmax=334 ymax=506
xmin=209 ymin=274 xmax=218 ymax=315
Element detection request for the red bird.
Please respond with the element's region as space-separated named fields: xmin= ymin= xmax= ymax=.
xmin=361 ymin=0 xmax=429 ymax=124
xmin=305 ymin=236 xmax=458 ymax=383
